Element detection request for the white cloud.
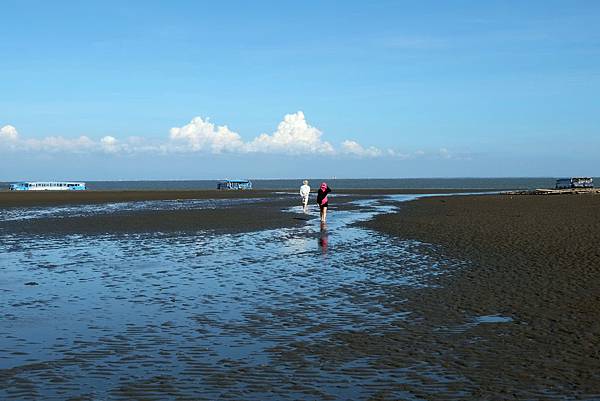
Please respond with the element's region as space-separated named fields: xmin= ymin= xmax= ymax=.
xmin=438 ymin=147 xmax=450 ymax=159
xmin=23 ymin=136 xmax=96 ymax=152
xmin=101 ymin=135 xmax=117 ymax=146
xmin=169 ymin=117 xmax=245 ymax=153
xmin=341 ymin=140 xmax=382 ymax=157
xmin=2 ymin=113 xmax=455 ymax=161
xmin=0 ymin=125 xmax=19 ymax=141
xmin=246 ymin=111 xmax=334 ymax=155
xmin=100 ymin=136 xmax=121 ymax=153
xmin=0 ymin=126 xmax=120 ymax=153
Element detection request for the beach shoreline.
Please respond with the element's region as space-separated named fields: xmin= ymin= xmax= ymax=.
xmin=0 ymin=188 xmax=500 ymax=207
xmin=0 ymin=189 xmax=490 ymax=235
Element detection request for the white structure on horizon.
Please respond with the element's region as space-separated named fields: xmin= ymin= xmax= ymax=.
xmin=9 ymin=182 xmax=87 ymax=191
xmin=555 ymin=177 xmax=593 ymax=189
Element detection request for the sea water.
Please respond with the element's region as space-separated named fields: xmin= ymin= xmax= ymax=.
xmin=0 ymin=177 xmax=574 ymax=191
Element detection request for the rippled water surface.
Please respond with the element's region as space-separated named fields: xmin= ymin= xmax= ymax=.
xmin=0 ymin=197 xmax=269 ymax=222
xmin=0 ymin=195 xmax=466 ymax=400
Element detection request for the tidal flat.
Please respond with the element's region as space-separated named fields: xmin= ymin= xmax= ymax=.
xmin=1 ymin=191 xmax=597 ymax=400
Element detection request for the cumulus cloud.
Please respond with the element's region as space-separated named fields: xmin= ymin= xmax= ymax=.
xmin=0 ymin=126 xmax=123 ymax=154
xmin=167 ymin=112 xmax=335 ymax=155
xmin=1 ymin=113 xmax=455 ymax=160
xmin=246 ymin=111 xmax=334 ymax=154
xmin=341 ymin=140 xmax=382 ymax=158
xmin=0 ymin=125 xmax=19 ymax=141
xmin=100 ymin=136 xmax=121 ymax=153
xmin=169 ymin=117 xmax=245 ymax=153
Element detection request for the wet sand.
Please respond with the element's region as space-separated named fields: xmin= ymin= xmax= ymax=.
xmin=0 ymin=190 xmax=279 ymax=207
xmin=0 ymin=199 xmax=305 ymax=235
xmin=0 ymin=189 xmax=483 ymax=235
xmin=0 ymin=193 xmax=376 ymax=235
xmin=0 ymin=188 xmax=493 ymax=207
xmin=364 ymin=194 xmax=600 ymax=398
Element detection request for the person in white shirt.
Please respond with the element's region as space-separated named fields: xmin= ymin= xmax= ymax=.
xmin=299 ymin=180 xmax=311 ymax=213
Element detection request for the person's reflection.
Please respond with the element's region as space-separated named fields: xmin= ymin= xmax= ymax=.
xmin=318 ymin=221 xmax=329 ymax=254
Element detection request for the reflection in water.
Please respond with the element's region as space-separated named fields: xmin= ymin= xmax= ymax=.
xmin=318 ymin=221 xmax=329 ymax=253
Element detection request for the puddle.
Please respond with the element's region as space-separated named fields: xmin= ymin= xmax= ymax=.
xmin=435 ymin=314 xmax=515 ymax=335
xmin=0 ymin=194 xmax=468 ymax=400
xmin=475 ymin=315 xmax=513 ymax=324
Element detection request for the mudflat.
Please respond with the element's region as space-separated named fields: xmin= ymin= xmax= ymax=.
xmin=364 ymin=194 xmax=600 ymax=398
xmin=0 ymin=189 xmax=484 ymax=235
xmin=0 ymin=188 xmax=492 ymax=207
xmin=0 ymin=190 xmax=278 ymax=207
xmin=0 ymin=192 xmax=379 ymax=235
xmin=4 ymin=191 xmax=597 ymax=399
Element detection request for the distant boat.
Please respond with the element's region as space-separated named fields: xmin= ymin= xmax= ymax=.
xmin=216 ymin=179 xmax=252 ymax=190
xmin=9 ymin=182 xmax=87 ymax=191
xmin=555 ymin=177 xmax=593 ymax=189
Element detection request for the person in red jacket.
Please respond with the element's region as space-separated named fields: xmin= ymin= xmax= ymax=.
xmin=316 ymin=182 xmax=331 ymax=222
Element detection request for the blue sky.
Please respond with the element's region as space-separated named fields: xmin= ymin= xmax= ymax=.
xmin=1 ymin=0 xmax=599 ymax=180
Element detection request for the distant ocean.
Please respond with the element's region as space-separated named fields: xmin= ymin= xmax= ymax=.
xmin=4 ymin=178 xmax=593 ymax=191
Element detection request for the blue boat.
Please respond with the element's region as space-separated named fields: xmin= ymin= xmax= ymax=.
xmin=9 ymin=182 xmax=87 ymax=191
xmin=216 ymin=179 xmax=252 ymax=190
